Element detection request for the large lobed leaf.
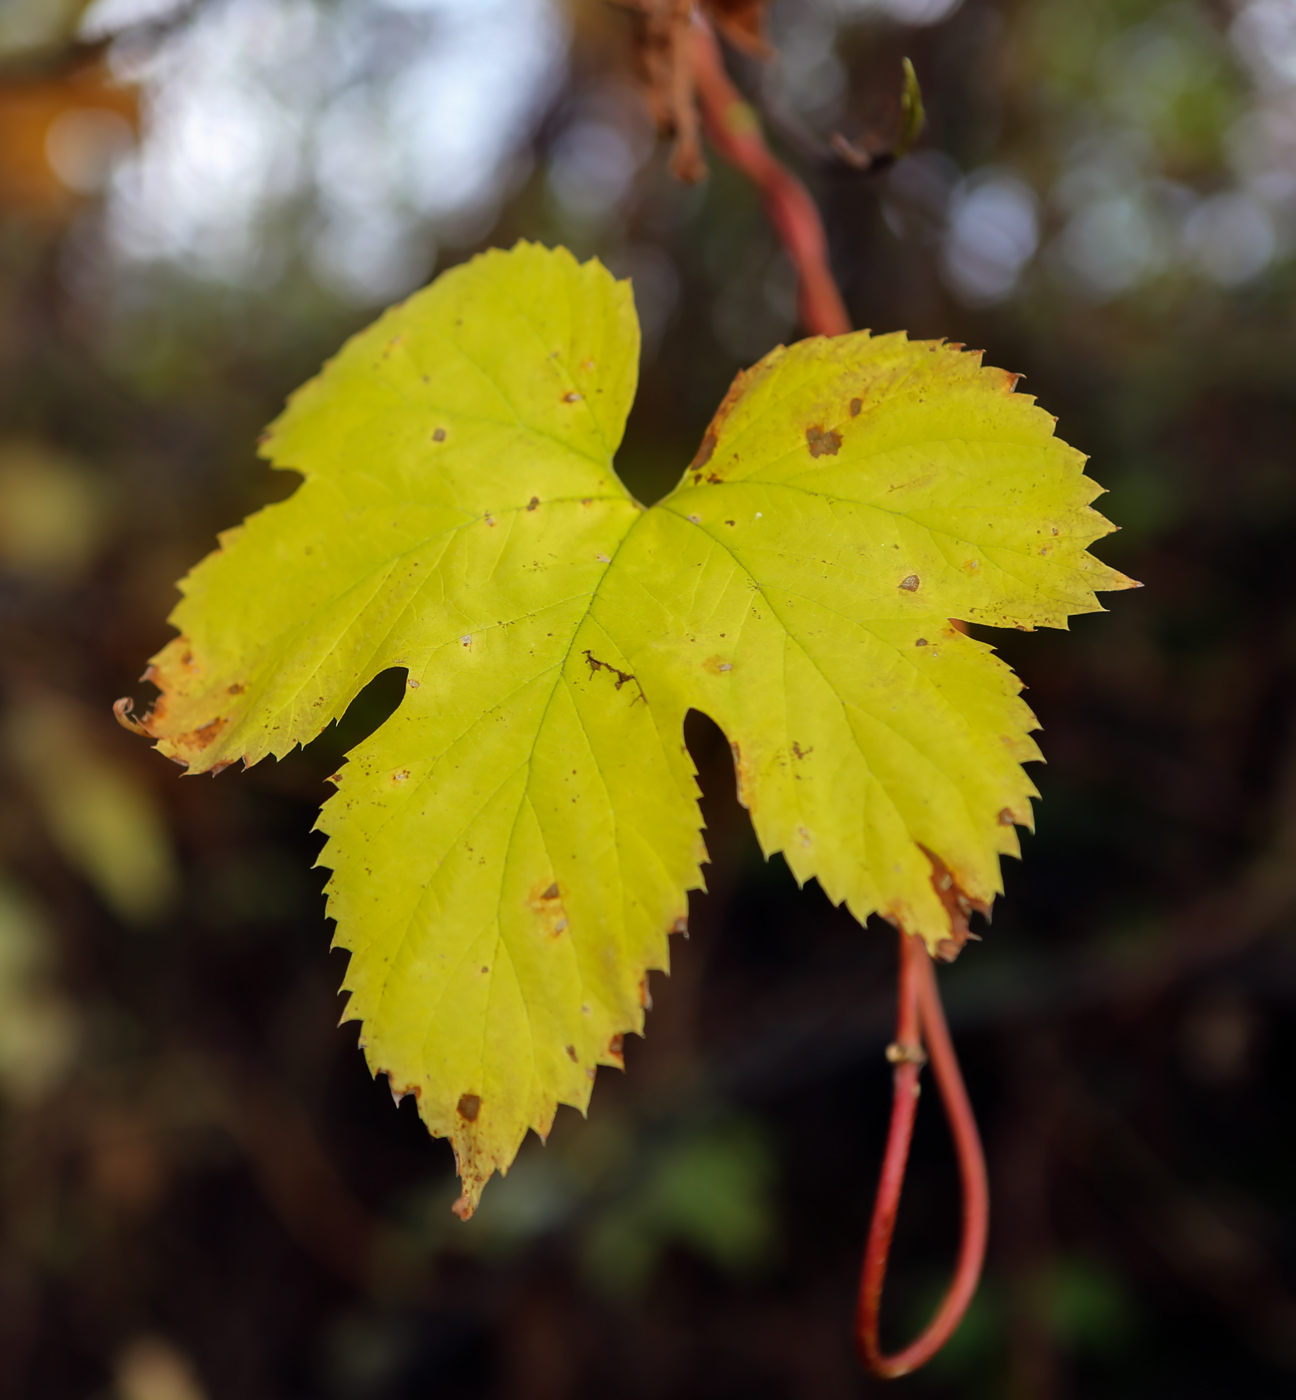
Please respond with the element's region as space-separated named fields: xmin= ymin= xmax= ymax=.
xmin=125 ymin=243 xmax=1133 ymax=1215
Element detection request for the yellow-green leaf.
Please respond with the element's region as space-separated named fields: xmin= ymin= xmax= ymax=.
xmin=121 ymin=242 xmax=1133 ymax=1215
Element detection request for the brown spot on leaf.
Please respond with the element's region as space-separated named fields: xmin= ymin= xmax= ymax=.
xmin=899 ymin=574 xmax=920 ymax=591
xmin=562 ymin=390 xmax=583 ymax=403
xmin=702 ymin=654 xmax=733 ymax=675
xmin=527 ymin=496 xmax=540 ymax=511
xmin=691 ymin=431 xmax=718 ymax=473
xmin=791 ymin=741 xmax=812 ymax=759
xmin=607 ymin=1034 xmax=624 ymax=1064
xmin=849 ymin=397 xmax=862 ymax=416
xmin=192 ymin=715 xmax=227 ymax=744
xmin=806 ymin=425 xmax=842 ymax=458
xmin=227 ymin=683 xmax=244 ymax=695
xmin=582 ymin=649 xmax=642 ymax=698
xmin=921 ymin=848 xmax=991 ymax=962
xmin=528 ymin=879 xmax=569 ymax=936
xmin=915 ymin=638 xmax=928 ymax=647
xmin=686 ymin=355 xmax=777 ymax=478
xmin=433 ymin=428 xmax=446 ymax=442
xmin=385 ymin=1077 xmax=422 ymax=1108
xmin=456 ymin=1094 xmax=481 ymax=1122
xmin=566 ymin=1045 xmax=578 ymax=1062
xmin=153 ymin=714 xmax=228 ymax=760
xmin=998 ymin=807 xmax=1016 ymax=826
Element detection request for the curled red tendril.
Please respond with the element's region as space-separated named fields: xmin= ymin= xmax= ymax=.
xmin=856 ymin=932 xmax=989 ymax=1377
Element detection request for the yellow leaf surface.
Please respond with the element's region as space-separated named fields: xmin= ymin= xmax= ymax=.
xmin=122 ymin=242 xmax=1133 ymax=1214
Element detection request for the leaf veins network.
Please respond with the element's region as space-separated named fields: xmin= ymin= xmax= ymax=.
xmin=118 ymin=242 xmax=1134 ymax=1215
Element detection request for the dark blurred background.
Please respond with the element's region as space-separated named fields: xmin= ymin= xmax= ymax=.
xmin=1 ymin=0 xmax=1294 ymax=1395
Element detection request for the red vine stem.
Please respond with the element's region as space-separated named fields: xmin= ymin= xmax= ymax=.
xmin=856 ymin=932 xmax=990 ymax=1377
xmin=689 ymin=17 xmax=850 ymax=340
xmin=687 ymin=20 xmax=988 ymax=1376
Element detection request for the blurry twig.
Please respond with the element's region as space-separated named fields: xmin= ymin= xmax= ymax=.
xmin=689 ymin=15 xmax=848 ymax=338
xmin=614 ymin=5 xmax=927 ymax=338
